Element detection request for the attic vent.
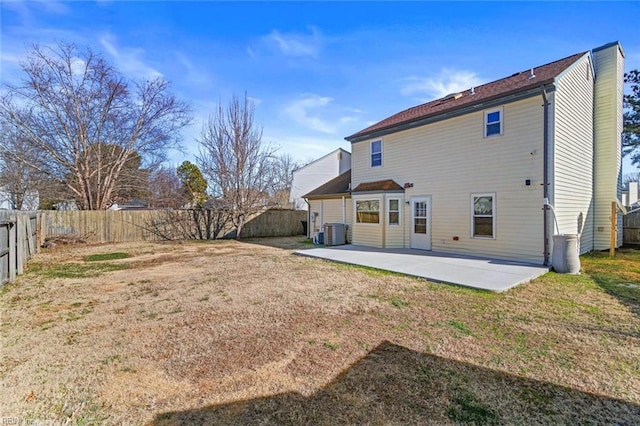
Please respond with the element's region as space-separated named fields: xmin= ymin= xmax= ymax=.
xmin=442 ymin=92 xmax=463 ymax=100
xmin=528 ymin=68 xmax=536 ymax=79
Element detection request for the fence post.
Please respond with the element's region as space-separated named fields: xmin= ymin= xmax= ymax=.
xmin=16 ymin=214 xmax=25 ymax=274
xmin=9 ymin=218 xmax=17 ymax=281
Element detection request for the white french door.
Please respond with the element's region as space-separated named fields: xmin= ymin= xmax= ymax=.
xmin=410 ymin=196 xmax=431 ymax=250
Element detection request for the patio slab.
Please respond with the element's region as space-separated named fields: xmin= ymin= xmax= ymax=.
xmin=294 ymin=245 xmax=550 ymax=292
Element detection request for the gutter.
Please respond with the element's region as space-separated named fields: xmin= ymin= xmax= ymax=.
xmin=541 ymin=85 xmax=551 ymax=266
xmin=304 ymin=199 xmax=311 ymax=238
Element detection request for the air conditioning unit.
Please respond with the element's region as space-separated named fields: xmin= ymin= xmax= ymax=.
xmin=323 ymin=223 xmax=346 ymax=246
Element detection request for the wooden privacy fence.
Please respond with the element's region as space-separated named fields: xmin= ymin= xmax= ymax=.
xmin=623 ymin=209 xmax=640 ymax=245
xmin=0 ymin=211 xmax=39 ymax=286
xmin=237 ymin=209 xmax=306 ymax=238
xmin=41 ymin=209 xmax=307 ymax=244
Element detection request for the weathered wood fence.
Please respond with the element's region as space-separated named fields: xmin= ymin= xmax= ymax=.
xmin=623 ymin=209 xmax=640 ymax=245
xmin=0 ymin=211 xmax=39 ymax=286
xmin=0 ymin=209 xmax=305 ymax=284
xmin=41 ymin=209 xmax=306 ymax=244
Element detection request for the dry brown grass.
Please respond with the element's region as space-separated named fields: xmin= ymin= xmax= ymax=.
xmin=1 ymin=238 xmax=639 ymax=425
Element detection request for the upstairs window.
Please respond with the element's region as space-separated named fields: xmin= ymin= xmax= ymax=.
xmin=371 ymin=140 xmax=382 ymax=167
xmin=484 ymin=108 xmax=503 ymax=137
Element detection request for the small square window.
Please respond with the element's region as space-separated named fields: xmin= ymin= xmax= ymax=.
xmin=485 ymin=109 xmax=502 ymax=137
xmin=371 ymin=140 xmax=382 ymax=167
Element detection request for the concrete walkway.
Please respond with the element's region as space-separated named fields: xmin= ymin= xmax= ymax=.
xmin=294 ymin=245 xmax=549 ymax=292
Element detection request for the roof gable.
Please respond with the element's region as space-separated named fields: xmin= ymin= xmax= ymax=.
xmin=346 ymin=51 xmax=587 ymax=142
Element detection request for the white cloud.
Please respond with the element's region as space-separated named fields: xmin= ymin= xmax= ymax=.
xmin=400 ymin=69 xmax=484 ymax=100
xmin=174 ymin=52 xmax=214 ymax=87
xmin=263 ymin=27 xmax=322 ymax=58
xmin=283 ymin=94 xmax=337 ymax=134
xmin=99 ymin=34 xmax=163 ymax=80
xmin=263 ymin=133 xmax=350 ymax=164
xmin=247 ymin=96 xmax=263 ymax=106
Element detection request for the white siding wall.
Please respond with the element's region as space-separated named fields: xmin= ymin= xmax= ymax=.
xmin=593 ymin=43 xmax=624 ymax=249
xmin=351 ymin=96 xmax=546 ymax=263
xmin=290 ymin=149 xmax=351 ymax=210
xmin=308 ymin=198 xmax=352 ymax=242
xmin=339 ymin=150 xmax=352 ymax=174
xmin=552 ymin=55 xmax=595 ymax=253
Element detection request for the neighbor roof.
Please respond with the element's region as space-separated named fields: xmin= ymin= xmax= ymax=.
xmin=303 ymin=170 xmax=352 ymax=199
xmin=352 ymin=179 xmax=404 ymax=193
xmin=346 ymin=51 xmax=587 ymax=142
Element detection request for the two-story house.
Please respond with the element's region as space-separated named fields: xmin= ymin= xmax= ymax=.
xmin=305 ymin=41 xmax=624 ymax=265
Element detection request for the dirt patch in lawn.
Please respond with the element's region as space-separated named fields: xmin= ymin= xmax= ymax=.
xmin=1 ymin=238 xmax=639 ymax=424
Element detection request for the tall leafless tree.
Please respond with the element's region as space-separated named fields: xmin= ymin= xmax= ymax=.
xmin=270 ymin=153 xmax=300 ymax=208
xmin=197 ymin=94 xmax=277 ymax=239
xmin=0 ymin=42 xmax=191 ymax=210
xmin=0 ymin=120 xmax=44 ymax=209
xmin=147 ymin=166 xmax=185 ymax=209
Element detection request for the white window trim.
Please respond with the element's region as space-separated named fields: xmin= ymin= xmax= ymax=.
xmin=471 ymin=193 xmax=496 ymax=239
xmin=370 ymin=140 xmax=383 ymax=168
xmin=484 ymin=107 xmax=503 ymax=138
xmin=355 ymin=198 xmax=382 ymax=226
xmin=387 ymin=197 xmax=401 ymax=226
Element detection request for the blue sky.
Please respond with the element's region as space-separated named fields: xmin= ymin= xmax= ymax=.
xmin=1 ymin=1 xmax=639 ymax=174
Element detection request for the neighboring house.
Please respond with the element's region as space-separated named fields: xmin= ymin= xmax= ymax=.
xmin=304 ymin=170 xmax=352 ymax=241
xmin=108 ymin=198 xmax=150 ymax=211
xmin=306 ymin=41 xmax=624 ymax=265
xmin=53 ymin=200 xmax=79 ymax=211
xmin=622 ymin=181 xmax=639 ymax=209
xmin=290 ymin=148 xmax=351 ymax=211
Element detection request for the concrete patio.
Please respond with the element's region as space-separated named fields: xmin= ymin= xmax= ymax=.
xmin=294 ymin=245 xmax=550 ymax=292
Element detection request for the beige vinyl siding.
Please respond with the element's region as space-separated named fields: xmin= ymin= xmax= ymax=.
xmin=352 ymin=95 xmax=545 ymax=263
xmin=593 ymin=43 xmax=624 ymax=249
xmin=552 ymin=55 xmax=595 ymax=253
xmin=308 ymin=198 xmax=352 ymax=242
xmin=352 ymin=194 xmax=384 ymax=247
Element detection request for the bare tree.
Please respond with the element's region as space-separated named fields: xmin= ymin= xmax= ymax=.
xmin=0 ymin=120 xmax=44 ymax=209
xmin=197 ymin=94 xmax=277 ymax=239
xmin=270 ymin=153 xmax=300 ymax=208
xmin=0 ymin=42 xmax=191 ymax=210
xmin=147 ymin=166 xmax=185 ymax=209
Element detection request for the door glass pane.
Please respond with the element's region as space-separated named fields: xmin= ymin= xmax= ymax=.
xmin=415 ymin=202 xmax=426 ymax=217
xmin=414 ymin=218 xmax=427 ymax=234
